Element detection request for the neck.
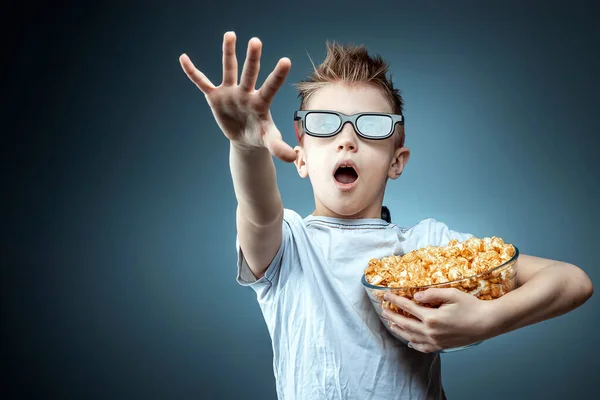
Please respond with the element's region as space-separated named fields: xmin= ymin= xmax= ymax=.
xmin=311 ymin=196 xmax=385 ymax=220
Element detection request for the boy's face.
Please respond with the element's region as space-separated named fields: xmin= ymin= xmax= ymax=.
xmin=294 ymin=83 xmax=410 ymax=219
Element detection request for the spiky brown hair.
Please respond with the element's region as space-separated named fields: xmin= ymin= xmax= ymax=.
xmin=294 ymin=41 xmax=405 ymax=147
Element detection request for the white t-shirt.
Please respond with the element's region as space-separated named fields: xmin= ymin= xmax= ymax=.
xmin=236 ymin=209 xmax=472 ymax=400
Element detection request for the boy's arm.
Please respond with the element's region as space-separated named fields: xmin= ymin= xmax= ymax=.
xmin=180 ymin=32 xmax=296 ymax=279
xmin=482 ymin=254 xmax=593 ymax=336
xmin=230 ymin=144 xmax=284 ymax=279
xmin=382 ymin=254 xmax=593 ymax=353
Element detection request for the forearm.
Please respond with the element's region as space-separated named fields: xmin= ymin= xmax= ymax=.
xmin=229 ymin=142 xmax=282 ymax=226
xmin=485 ymin=262 xmax=593 ymax=338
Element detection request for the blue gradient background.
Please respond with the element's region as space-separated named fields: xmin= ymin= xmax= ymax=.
xmin=3 ymin=0 xmax=599 ymax=398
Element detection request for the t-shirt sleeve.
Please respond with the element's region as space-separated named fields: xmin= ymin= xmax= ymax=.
xmin=235 ymin=208 xmax=303 ymax=297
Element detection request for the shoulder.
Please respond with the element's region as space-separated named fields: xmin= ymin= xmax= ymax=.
xmin=404 ymin=217 xmax=473 ymax=246
xmin=283 ymin=208 xmax=304 ymax=221
xmin=282 ymin=208 xmax=307 ymax=230
xmin=280 ymin=208 xmax=313 ymax=243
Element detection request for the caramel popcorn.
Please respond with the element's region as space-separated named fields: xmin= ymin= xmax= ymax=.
xmin=364 ymin=236 xmax=518 ymax=320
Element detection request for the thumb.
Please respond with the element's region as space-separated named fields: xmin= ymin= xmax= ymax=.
xmin=414 ymin=288 xmax=459 ymax=304
xmin=264 ymin=136 xmax=297 ymax=163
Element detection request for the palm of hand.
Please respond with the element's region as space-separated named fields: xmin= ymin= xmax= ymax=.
xmin=179 ymin=32 xmax=296 ymax=162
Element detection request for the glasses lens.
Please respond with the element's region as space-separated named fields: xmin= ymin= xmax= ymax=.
xmin=356 ymin=115 xmax=393 ymax=137
xmin=305 ymin=112 xmax=341 ymax=135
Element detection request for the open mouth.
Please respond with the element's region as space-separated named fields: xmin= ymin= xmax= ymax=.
xmin=334 ymin=165 xmax=359 ymax=184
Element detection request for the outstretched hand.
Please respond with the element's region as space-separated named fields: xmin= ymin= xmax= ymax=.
xmin=179 ymin=32 xmax=296 ymax=163
xmin=382 ymin=288 xmax=495 ymax=353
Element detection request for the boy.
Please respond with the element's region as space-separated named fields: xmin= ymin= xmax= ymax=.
xmin=179 ymin=32 xmax=593 ymax=399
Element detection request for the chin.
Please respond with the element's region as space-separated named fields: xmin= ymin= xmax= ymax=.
xmin=313 ymin=181 xmax=383 ymax=218
xmin=323 ymin=198 xmax=370 ymax=219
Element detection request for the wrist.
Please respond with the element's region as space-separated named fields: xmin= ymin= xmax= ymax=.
xmin=479 ymin=296 xmax=509 ymax=340
xmin=230 ymin=139 xmax=266 ymax=154
xmin=231 ymin=142 xmax=274 ymax=165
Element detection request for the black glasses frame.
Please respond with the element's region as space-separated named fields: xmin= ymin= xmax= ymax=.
xmin=293 ymin=110 xmax=404 ymax=140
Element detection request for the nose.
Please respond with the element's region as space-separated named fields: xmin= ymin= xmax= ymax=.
xmin=336 ymin=122 xmax=359 ymax=152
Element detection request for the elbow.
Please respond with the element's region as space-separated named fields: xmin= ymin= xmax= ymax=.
xmin=583 ymin=274 xmax=594 ymax=302
xmin=571 ymin=265 xmax=594 ymax=307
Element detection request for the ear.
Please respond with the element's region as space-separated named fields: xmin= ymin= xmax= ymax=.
xmin=294 ymin=145 xmax=309 ymax=178
xmin=388 ymin=146 xmax=410 ymax=180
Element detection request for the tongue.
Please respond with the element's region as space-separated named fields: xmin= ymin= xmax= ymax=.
xmin=335 ymin=169 xmax=358 ymax=184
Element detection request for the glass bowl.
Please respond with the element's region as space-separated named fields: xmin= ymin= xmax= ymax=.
xmin=361 ymin=246 xmax=519 ymax=353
